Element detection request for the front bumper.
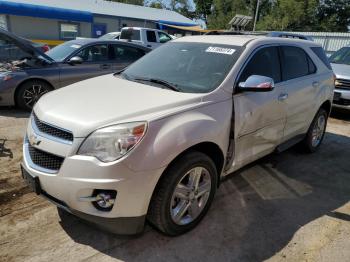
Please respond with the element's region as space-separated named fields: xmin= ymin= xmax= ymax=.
xmin=333 ymin=88 xmax=350 ymax=110
xmin=22 ymin=117 xmax=165 ymax=234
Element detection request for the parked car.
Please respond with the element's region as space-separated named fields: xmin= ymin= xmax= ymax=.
xmin=120 ymin=27 xmax=173 ymax=49
xmin=26 ymin=39 xmax=50 ymax=53
xmin=22 ymin=35 xmax=333 ymax=236
xmin=0 ymin=28 xmax=150 ymax=110
xmin=329 ymin=45 xmax=350 ymax=110
xmin=99 ymin=32 xmax=121 ymax=40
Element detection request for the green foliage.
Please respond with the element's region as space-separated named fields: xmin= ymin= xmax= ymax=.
xmin=193 ymin=0 xmax=213 ymax=23
xmin=256 ymin=0 xmax=349 ymax=32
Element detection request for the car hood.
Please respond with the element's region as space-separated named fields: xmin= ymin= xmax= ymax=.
xmin=331 ymin=63 xmax=350 ymax=80
xmin=34 ymin=74 xmax=205 ymax=137
xmin=0 ymin=28 xmax=53 ymax=62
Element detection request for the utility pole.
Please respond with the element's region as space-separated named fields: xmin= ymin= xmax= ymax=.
xmin=253 ymin=0 xmax=260 ymax=31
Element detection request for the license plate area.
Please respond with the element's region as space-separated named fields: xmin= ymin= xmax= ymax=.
xmin=21 ymin=165 xmax=41 ymax=195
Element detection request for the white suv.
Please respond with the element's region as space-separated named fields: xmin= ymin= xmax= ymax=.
xmin=22 ymin=35 xmax=334 ymax=236
xmin=119 ymin=27 xmax=172 ymax=49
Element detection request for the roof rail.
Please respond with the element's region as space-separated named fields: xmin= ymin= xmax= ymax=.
xmin=267 ymin=32 xmax=313 ymax=41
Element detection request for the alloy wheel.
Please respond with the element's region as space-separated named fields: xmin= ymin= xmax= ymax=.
xmin=170 ymin=167 xmax=212 ymax=225
xmin=22 ymin=84 xmax=48 ymax=108
xmin=311 ymin=114 xmax=326 ymax=147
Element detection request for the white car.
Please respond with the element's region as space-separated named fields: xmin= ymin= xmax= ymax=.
xmin=329 ymin=45 xmax=350 ymax=110
xmin=22 ymin=35 xmax=334 ymax=236
xmin=119 ymin=27 xmax=172 ymax=49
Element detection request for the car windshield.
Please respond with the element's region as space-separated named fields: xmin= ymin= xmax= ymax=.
xmin=122 ymin=42 xmax=242 ymax=93
xmin=329 ymin=47 xmax=350 ymax=65
xmin=99 ymin=33 xmax=119 ymax=40
xmin=46 ymin=42 xmax=82 ymax=62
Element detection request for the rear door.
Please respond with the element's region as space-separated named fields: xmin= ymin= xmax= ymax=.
xmin=279 ymin=45 xmax=318 ymax=141
xmin=145 ymin=30 xmax=160 ymax=49
xmin=233 ymin=46 xmax=287 ymax=167
xmin=59 ymin=43 xmax=114 ymax=87
xmin=109 ymin=44 xmax=146 ymax=71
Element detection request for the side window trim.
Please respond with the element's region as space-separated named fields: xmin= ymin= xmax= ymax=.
xmin=235 ymin=44 xmax=282 ymax=89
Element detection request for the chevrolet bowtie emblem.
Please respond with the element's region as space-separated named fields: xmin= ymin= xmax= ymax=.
xmin=29 ymin=133 xmax=41 ymax=146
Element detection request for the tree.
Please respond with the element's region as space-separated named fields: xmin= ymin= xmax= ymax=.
xmin=317 ymin=0 xmax=350 ymax=32
xmin=147 ymin=0 xmax=165 ymax=9
xmin=194 ymin=0 xmax=213 ymax=24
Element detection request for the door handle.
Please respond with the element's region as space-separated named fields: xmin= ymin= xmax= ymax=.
xmin=100 ymin=64 xmax=111 ymax=70
xmin=312 ymin=81 xmax=320 ymax=88
xmin=147 ymin=45 xmax=152 ymax=48
xmin=278 ymin=93 xmax=288 ymax=101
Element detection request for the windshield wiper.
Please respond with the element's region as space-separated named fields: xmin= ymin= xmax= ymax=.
xmin=133 ymin=77 xmax=181 ymax=92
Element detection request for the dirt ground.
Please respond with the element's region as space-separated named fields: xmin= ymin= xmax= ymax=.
xmin=0 ymin=108 xmax=350 ymax=262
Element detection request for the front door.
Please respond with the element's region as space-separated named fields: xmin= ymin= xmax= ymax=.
xmin=232 ymin=46 xmax=287 ymax=169
xmin=59 ymin=43 xmax=114 ymax=87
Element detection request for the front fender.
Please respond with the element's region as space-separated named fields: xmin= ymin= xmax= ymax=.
xmin=123 ymin=99 xmax=232 ymax=172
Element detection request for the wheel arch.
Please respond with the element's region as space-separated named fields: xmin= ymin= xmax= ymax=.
xmin=155 ymin=141 xmax=225 ymax=191
xmin=14 ymin=77 xmax=55 ymax=106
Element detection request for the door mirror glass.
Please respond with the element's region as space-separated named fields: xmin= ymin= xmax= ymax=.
xmin=68 ymin=56 xmax=83 ymax=65
xmin=238 ymin=75 xmax=275 ymax=92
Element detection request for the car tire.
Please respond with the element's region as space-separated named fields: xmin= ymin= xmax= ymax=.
xmin=303 ymin=108 xmax=328 ymax=153
xmin=147 ymin=151 xmax=218 ymax=236
xmin=16 ymin=80 xmax=52 ymax=111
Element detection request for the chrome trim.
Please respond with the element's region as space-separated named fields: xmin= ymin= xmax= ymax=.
xmin=31 ymin=114 xmax=73 ymax=145
xmin=23 ymin=138 xmax=60 ymax=174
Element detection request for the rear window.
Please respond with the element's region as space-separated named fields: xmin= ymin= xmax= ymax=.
xmin=281 ymin=46 xmax=315 ymax=81
xmin=146 ymin=31 xmax=157 ymax=43
xmin=120 ymin=29 xmax=141 ymax=41
xmin=311 ymin=47 xmax=332 ymax=69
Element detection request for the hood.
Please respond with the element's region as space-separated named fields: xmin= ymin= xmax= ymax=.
xmin=34 ymin=74 xmax=205 ymax=137
xmin=331 ymin=63 xmax=350 ymax=80
xmin=0 ymin=28 xmax=53 ymax=62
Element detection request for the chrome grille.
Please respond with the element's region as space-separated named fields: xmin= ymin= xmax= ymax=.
xmin=335 ymin=79 xmax=350 ymax=90
xmin=28 ymin=143 xmax=64 ymax=172
xmin=32 ymin=113 xmax=73 ymax=142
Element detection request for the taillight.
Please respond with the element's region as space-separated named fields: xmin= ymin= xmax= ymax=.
xmin=41 ymin=45 xmax=50 ymax=53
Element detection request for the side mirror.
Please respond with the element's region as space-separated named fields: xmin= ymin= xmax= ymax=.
xmin=238 ymin=75 xmax=275 ymax=92
xmin=68 ymin=56 xmax=83 ymax=65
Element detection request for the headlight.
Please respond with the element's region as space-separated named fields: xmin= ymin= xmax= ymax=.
xmin=78 ymin=122 xmax=147 ymax=162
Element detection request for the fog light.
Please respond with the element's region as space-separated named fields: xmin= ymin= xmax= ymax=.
xmin=92 ymin=190 xmax=117 ymax=211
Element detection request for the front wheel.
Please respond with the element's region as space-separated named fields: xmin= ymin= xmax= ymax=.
xmin=16 ymin=80 xmax=52 ymax=111
xmin=303 ymin=108 xmax=328 ymax=152
xmin=147 ymin=151 xmax=218 ymax=236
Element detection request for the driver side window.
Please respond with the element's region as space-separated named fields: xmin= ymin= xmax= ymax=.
xmin=75 ymin=44 xmax=109 ymax=62
xmin=239 ymin=46 xmax=281 ymax=84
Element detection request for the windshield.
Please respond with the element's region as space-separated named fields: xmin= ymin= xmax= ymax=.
xmin=120 ymin=29 xmax=141 ymax=41
xmin=329 ymin=47 xmax=350 ymax=65
xmin=46 ymin=41 xmax=82 ymax=62
xmin=99 ymin=33 xmax=119 ymax=40
xmin=122 ymin=42 xmax=242 ymax=93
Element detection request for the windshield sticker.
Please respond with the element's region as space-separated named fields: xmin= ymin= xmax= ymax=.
xmin=70 ymin=44 xmax=81 ymax=49
xmin=205 ymin=46 xmax=236 ymax=55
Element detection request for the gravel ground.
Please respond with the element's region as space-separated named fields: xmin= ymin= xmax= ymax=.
xmin=0 ymin=108 xmax=349 ymax=262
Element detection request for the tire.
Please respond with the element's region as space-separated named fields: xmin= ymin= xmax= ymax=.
xmin=147 ymin=151 xmax=218 ymax=236
xmin=16 ymin=80 xmax=52 ymax=111
xmin=302 ymin=108 xmax=328 ymax=153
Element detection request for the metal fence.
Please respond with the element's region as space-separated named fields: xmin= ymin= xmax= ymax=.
xmin=288 ymin=32 xmax=350 ymax=56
